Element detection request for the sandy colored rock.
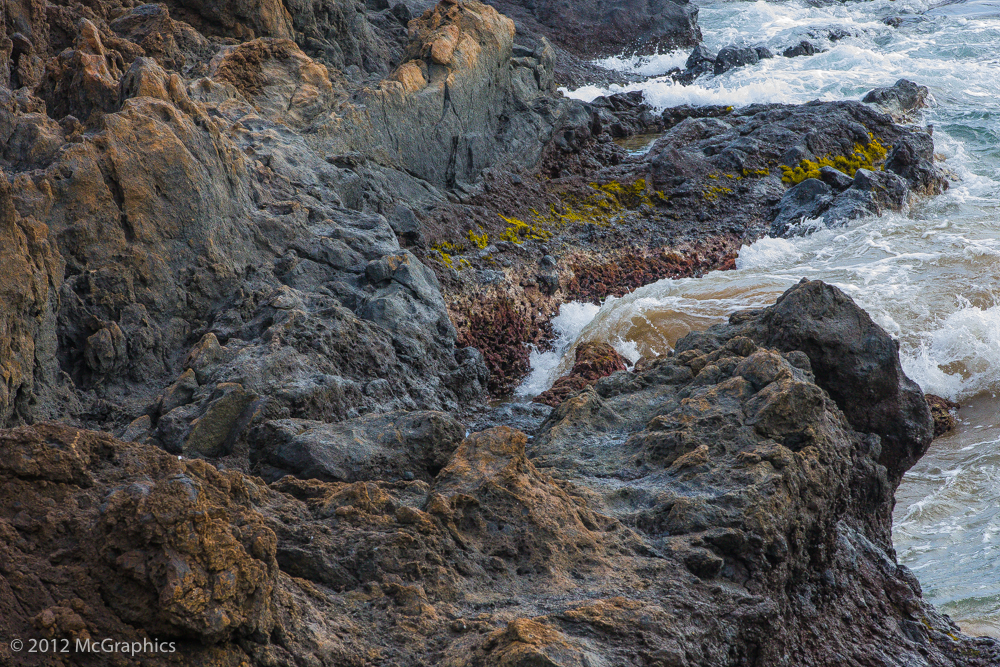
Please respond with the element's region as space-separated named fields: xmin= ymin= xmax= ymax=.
xmin=926 ymin=393 xmax=959 ymax=438
xmin=184 ymin=382 xmax=258 ymax=457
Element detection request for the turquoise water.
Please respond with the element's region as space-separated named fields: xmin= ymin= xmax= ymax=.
xmin=547 ymin=0 xmax=1000 ymax=636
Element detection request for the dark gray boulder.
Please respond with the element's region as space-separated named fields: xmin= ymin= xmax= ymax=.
xmin=250 ymin=410 xmax=466 ymax=482
xmin=863 ymin=78 xmax=929 ymax=117
xmin=770 ymin=178 xmax=833 ymax=235
xmin=673 ymin=43 xmax=715 ymax=83
xmin=713 ymin=45 xmax=759 ymax=75
xmin=818 ymin=165 xmax=854 ymax=190
xmin=885 ymin=132 xmax=948 ymax=195
xmin=820 ymin=187 xmax=878 ymax=227
xmin=850 ymin=167 xmax=909 ymax=210
xmin=676 ymin=279 xmax=934 ymax=485
xmin=783 ymin=40 xmax=819 ymax=58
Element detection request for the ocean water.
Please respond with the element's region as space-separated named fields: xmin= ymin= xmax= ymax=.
xmin=531 ymin=0 xmax=1000 ymax=636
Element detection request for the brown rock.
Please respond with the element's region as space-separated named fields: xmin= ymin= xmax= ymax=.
xmin=0 ymin=424 xmax=280 ymax=648
xmin=42 ymin=18 xmax=123 ymax=121
xmin=926 ymin=393 xmax=959 ymax=438
xmin=534 ymin=341 xmax=627 ymax=407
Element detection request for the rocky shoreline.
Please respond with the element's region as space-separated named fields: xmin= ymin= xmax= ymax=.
xmin=0 ymin=0 xmax=992 ymax=664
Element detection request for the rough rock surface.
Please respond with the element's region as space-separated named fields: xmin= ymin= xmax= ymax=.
xmin=926 ymin=394 xmax=960 ymax=438
xmin=863 ymin=78 xmax=930 ymax=120
xmin=0 ymin=0 xmax=978 ymax=664
xmin=250 ymin=409 xmax=466 ymax=483
xmin=1 ymin=284 xmax=997 ymax=665
xmin=533 ymin=341 xmax=628 ymax=407
xmin=0 ymin=0 xmax=583 ymax=438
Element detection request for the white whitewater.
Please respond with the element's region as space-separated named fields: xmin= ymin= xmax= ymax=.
xmin=522 ymin=0 xmax=1000 ymax=636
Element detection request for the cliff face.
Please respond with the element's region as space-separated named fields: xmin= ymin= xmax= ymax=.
xmin=0 ymin=0 xmax=575 ymax=444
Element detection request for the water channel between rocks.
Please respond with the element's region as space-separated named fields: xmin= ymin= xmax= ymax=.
xmin=519 ymin=0 xmax=1000 ymax=636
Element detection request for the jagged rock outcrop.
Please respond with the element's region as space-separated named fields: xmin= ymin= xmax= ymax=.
xmin=1 ymin=284 xmax=996 ymax=666
xmin=863 ymin=78 xmax=930 ymax=120
xmin=0 ymin=176 xmax=63 ymax=426
xmin=634 ymin=100 xmax=946 ymax=239
xmin=249 ymin=409 xmax=466 ymax=482
xmin=0 ymin=0 xmax=981 ymax=664
xmin=0 ymin=0 xmax=583 ymax=438
xmin=527 ymin=280 xmax=994 ymax=665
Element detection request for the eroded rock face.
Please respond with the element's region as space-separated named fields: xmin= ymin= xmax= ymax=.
xmin=0 ymin=175 xmax=63 ymax=426
xmin=0 ymin=0 xmax=579 ymax=436
xmin=250 ymin=409 xmax=466 ymax=483
xmin=0 ymin=1 xmax=983 ymax=666
xmin=0 ymin=425 xmax=281 ymax=653
xmin=676 ymin=279 xmax=934 ymax=485
xmin=526 ymin=281 xmax=990 ymax=665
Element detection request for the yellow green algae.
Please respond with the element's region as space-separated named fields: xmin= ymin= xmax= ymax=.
xmin=780 ymin=135 xmax=889 ymax=185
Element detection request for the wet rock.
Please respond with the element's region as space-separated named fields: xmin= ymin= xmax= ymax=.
xmin=534 ymin=341 xmax=628 ymax=407
xmin=863 ymin=78 xmax=929 ymax=118
xmin=885 ymin=132 xmax=948 ymax=195
xmin=770 ymin=178 xmax=834 ymax=235
xmin=783 ymin=40 xmax=819 ymax=58
xmin=926 ymin=394 xmax=959 ymax=438
xmin=713 ymin=45 xmax=759 ymax=75
xmin=820 ymin=187 xmax=879 ymax=227
xmin=851 ymin=167 xmax=909 ymax=209
xmin=685 ymin=43 xmax=715 ymax=74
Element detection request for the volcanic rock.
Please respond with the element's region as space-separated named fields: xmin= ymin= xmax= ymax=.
xmin=484 ymin=0 xmax=701 ymax=58
xmin=533 ymin=341 xmax=629 ymax=407
xmin=713 ymin=44 xmax=759 ymax=76
xmin=863 ymin=78 xmax=930 ymax=119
